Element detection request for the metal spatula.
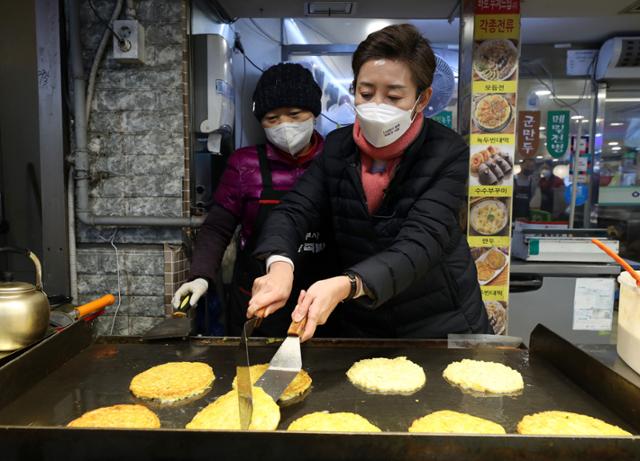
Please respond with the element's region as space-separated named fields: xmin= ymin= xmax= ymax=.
xmin=142 ymin=294 xmax=192 ymax=340
xmin=237 ymin=315 xmax=261 ymax=430
xmin=255 ymin=317 xmax=306 ymax=402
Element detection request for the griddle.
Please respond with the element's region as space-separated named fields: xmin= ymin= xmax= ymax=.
xmin=0 ymin=321 xmax=639 ymax=461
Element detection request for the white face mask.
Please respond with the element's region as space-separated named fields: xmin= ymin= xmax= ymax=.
xmin=355 ymin=98 xmax=421 ymax=148
xmin=264 ymin=117 xmax=315 ymax=156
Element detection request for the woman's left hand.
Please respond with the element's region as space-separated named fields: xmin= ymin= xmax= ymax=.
xmin=292 ymin=276 xmax=351 ymax=342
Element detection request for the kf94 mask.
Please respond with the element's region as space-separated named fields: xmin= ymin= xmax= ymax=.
xmin=355 ymin=98 xmax=421 ymax=148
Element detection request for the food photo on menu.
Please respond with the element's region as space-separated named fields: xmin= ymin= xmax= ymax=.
xmin=484 ymin=300 xmax=508 ymax=335
xmin=471 ymin=247 xmax=509 ymax=286
xmin=473 ymin=39 xmax=519 ymax=82
xmin=472 ymin=93 xmax=516 ymax=134
xmin=468 ymin=197 xmax=512 ymax=237
xmin=469 ymin=145 xmax=514 ymax=186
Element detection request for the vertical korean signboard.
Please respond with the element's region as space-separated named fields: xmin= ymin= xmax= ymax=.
xmin=467 ymin=0 xmax=521 ymax=335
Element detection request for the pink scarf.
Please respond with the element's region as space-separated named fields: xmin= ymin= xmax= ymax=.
xmin=353 ymin=116 xmax=424 ymax=213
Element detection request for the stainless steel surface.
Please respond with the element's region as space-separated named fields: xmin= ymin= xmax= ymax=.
xmin=510 ymin=260 xmax=621 ymax=276
xmin=142 ymin=295 xmax=194 ymax=340
xmin=509 ymin=278 xmax=615 ymax=346
xmin=237 ymin=317 xmax=260 ymax=429
xmin=509 ymin=258 xmax=621 ymax=346
xmin=142 ymin=317 xmax=192 ymax=340
xmin=0 ymin=248 xmax=50 ymax=351
xmin=256 ymin=335 xmax=302 ymax=402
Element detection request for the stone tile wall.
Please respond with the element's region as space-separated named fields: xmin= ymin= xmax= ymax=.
xmin=75 ymin=0 xmax=190 ymax=334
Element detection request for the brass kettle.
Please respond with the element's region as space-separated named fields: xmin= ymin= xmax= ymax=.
xmin=0 ymin=247 xmax=50 ymax=351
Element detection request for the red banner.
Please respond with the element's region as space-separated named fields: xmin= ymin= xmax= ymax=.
xmin=475 ymin=0 xmax=520 ymax=14
xmin=516 ymin=111 xmax=541 ymax=158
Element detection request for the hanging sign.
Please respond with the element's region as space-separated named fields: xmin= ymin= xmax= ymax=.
xmin=546 ymin=110 xmax=570 ymax=158
xmin=467 ymin=0 xmax=521 ymax=334
xmin=516 ymin=110 xmax=540 ymax=158
xmin=432 ymin=111 xmax=453 ymax=128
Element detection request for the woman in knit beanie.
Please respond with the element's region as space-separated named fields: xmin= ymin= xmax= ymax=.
xmin=250 ymin=25 xmax=490 ymax=340
xmin=173 ymin=63 xmax=336 ymax=336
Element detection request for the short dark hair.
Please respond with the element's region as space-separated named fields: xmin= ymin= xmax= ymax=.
xmin=352 ymin=24 xmax=436 ymax=95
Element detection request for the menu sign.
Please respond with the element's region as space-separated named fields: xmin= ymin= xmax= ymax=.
xmin=516 ymin=111 xmax=540 ymax=158
xmin=468 ymin=0 xmax=520 ymax=335
xmin=432 ymin=110 xmax=453 ymax=128
xmin=546 ymin=110 xmax=570 ymax=158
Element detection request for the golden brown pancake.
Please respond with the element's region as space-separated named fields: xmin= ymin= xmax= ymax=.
xmin=347 ymin=356 xmax=426 ymax=394
xmin=443 ymin=359 xmax=523 ymax=394
xmin=231 ymin=363 xmax=312 ymax=402
xmin=67 ymin=404 xmax=160 ymax=428
xmin=517 ymin=411 xmax=632 ymax=436
xmin=486 ymin=249 xmax=506 ymax=270
xmin=130 ymin=362 xmax=214 ymax=403
xmin=409 ymin=410 xmax=505 ymax=434
xmin=288 ymin=412 xmax=381 ymax=432
xmin=186 ymin=387 xmax=280 ymax=431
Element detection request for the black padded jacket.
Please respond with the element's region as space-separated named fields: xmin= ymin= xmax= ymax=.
xmin=254 ymin=119 xmax=491 ymax=338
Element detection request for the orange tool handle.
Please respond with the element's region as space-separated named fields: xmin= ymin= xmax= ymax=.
xmin=75 ymin=294 xmax=116 ymax=318
xmin=592 ymin=239 xmax=640 ymax=287
xmin=288 ymin=317 xmax=307 ymax=337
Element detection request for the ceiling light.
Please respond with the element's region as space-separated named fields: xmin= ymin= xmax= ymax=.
xmin=606 ymin=98 xmax=640 ymax=102
xmin=611 ymin=146 xmax=622 ymax=151
xmin=608 ymin=141 xmax=619 ymax=146
xmin=581 ymin=119 xmax=589 ymax=123
xmin=571 ymin=115 xmax=584 ymax=120
xmin=536 ymin=155 xmax=544 ymax=159
xmin=535 ymin=90 xmax=552 ymax=96
xmin=539 ymin=126 xmax=546 ymax=131
xmin=610 ymin=122 xmax=624 ymax=126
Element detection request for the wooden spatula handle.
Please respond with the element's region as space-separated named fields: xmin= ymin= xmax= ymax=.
xmin=288 ymin=317 xmax=307 ymax=337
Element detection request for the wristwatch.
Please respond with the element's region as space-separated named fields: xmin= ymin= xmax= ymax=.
xmin=343 ymin=272 xmax=358 ymax=301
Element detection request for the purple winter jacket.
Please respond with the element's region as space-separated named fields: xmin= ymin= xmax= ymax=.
xmin=189 ymin=132 xmax=324 ymax=282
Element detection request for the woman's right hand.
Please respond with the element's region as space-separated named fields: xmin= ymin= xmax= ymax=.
xmin=172 ymin=278 xmax=209 ymax=308
xmin=248 ymin=262 xmax=294 ymax=318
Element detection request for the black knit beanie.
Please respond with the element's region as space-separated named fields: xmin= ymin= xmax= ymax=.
xmin=252 ymin=63 xmax=322 ymax=121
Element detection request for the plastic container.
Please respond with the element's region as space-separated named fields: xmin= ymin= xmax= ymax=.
xmin=617 ymin=271 xmax=640 ymax=375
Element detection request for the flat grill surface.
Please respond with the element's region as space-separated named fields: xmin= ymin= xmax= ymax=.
xmin=0 ymin=337 xmax=633 ymax=434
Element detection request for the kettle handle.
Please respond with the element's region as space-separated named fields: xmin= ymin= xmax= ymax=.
xmin=0 ymin=247 xmax=43 ymax=290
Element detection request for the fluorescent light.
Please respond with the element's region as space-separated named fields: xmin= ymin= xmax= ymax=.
xmin=571 ymin=115 xmax=584 ymax=120
xmin=581 ymin=119 xmax=589 ymax=123
xmin=595 ymin=133 xmax=602 ymax=137
xmin=549 ymin=95 xmax=592 ymax=99
xmin=552 ymin=158 xmax=559 ymax=162
xmin=611 ymin=146 xmax=622 ymax=151
xmin=607 ymin=98 xmax=640 ymax=102
xmin=535 ymin=90 xmax=551 ymax=96
xmin=608 ymin=141 xmax=619 ymax=146
xmin=536 ymin=155 xmax=544 ymax=159
xmin=539 ymin=126 xmax=546 ymax=131
xmin=610 ymin=122 xmax=624 ymax=126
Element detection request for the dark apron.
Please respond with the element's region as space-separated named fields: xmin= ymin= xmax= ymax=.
xmin=227 ymin=145 xmax=336 ymax=337
xmin=513 ymin=175 xmax=532 ymax=219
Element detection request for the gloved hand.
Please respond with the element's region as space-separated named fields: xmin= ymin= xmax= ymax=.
xmin=172 ymin=278 xmax=209 ymax=309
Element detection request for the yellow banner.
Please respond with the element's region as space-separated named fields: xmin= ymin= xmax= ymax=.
xmin=468 ymin=236 xmax=511 ymax=248
xmin=469 ymin=185 xmax=513 ymax=197
xmin=471 ymin=134 xmax=515 ymax=145
xmin=474 ymin=14 xmax=520 ymax=40
xmin=473 ymin=80 xmax=517 ymax=94
xmin=481 ymin=285 xmax=509 ymax=301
